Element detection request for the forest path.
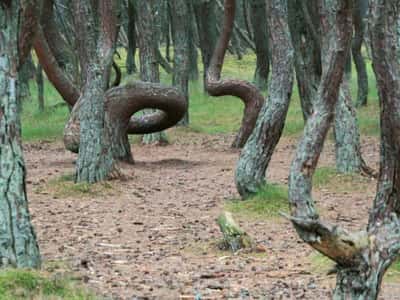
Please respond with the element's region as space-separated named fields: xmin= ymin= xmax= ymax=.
xmin=25 ymin=131 xmax=400 ymax=299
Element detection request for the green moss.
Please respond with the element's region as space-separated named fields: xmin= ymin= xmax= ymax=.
xmin=226 ymin=184 xmax=288 ymax=219
xmin=0 ymin=269 xmax=96 ymax=300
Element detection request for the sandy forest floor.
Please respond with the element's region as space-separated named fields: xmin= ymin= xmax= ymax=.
xmin=24 ymin=131 xmax=400 ymax=299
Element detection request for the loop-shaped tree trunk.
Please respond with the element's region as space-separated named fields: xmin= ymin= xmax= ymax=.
xmin=205 ymin=0 xmax=263 ymax=149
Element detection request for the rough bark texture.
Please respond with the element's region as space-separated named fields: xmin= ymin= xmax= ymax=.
xmin=170 ymin=0 xmax=190 ymax=126
xmin=36 ymin=64 xmax=44 ymax=112
xmin=193 ymin=0 xmax=218 ymax=89
xmin=289 ymin=0 xmax=400 ymax=298
xmin=64 ymin=81 xmax=187 ymax=162
xmin=235 ymin=0 xmax=294 ymax=198
xmin=205 ymin=0 xmax=264 ymax=149
xmin=250 ymin=0 xmax=270 ymax=91
xmin=73 ymin=0 xmax=119 ymax=183
xmin=353 ymin=0 xmax=368 ymax=107
xmin=126 ymin=0 xmax=137 ymax=75
xmin=334 ymin=67 xmax=364 ymax=173
xmin=288 ymin=0 xmax=321 ymax=121
xmin=136 ymin=0 xmax=168 ymax=145
xmin=0 ymin=0 xmax=41 ymax=269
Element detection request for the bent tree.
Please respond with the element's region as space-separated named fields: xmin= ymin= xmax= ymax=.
xmin=289 ymin=0 xmax=400 ymax=298
xmin=235 ymin=0 xmax=294 ymax=198
xmin=36 ymin=1 xmax=187 ymax=167
xmin=72 ymin=0 xmax=120 ymax=183
xmin=205 ymin=0 xmax=264 ymax=149
xmin=0 ymin=0 xmax=41 ymax=268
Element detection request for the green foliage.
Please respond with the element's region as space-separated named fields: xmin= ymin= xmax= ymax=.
xmin=226 ymin=184 xmax=288 ymax=219
xmin=0 ymin=269 xmax=96 ymax=300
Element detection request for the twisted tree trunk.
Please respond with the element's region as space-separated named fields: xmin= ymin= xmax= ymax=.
xmin=235 ymin=0 xmax=294 ymax=198
xmin=0 ymin=0 xmax=41 ymax=269
xmin=205 ymin=0 xmax=263 ymax=149
xmin=289 ymin=0 xmax=400 ymax=297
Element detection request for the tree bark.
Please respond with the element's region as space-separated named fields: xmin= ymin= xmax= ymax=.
xmin=36 ymin=64 xmax=44 ymax=112
xmin=235 ymin=0 xmax=294 ymax=198
xmin=288 ymin=0 xmax=321 ymax=122
xmin=0 ymin=0 xmax=41 ymax=269
xmin=73 ymin=0 xmax=120 ymax=183
xmin=205 ymin=0 xmax=264 ymax=149
xmin=353 ymin=0 xmax=368 ymax=108
xmin=136 ymin=0 xmax=168 ymax=145
xmin=126 ymin=0 xmax=137 ymax=75
xmin=250 ymin=0 xmax=270 ymax=91
xmin=288 ymin=0 xmax=400 ymax=297
xmin=170 ymin=0 xmax=190 ymax=126
xmin=193 ymin=0 xmax=218 ymax=90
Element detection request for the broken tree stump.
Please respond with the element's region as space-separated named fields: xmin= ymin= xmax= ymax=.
xmin=217 ymin=211 xmax=254 ymax=252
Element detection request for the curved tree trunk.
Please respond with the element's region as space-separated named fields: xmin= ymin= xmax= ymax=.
xmin=250 ymin=0 xmax=270 ymax=91
xmin=64 ymin=82 xmax=187 ymax=161
xmin=353 ymin=0 xmax=368 ymax=108
xmin=235 ymin=0 xmax=294 ymax=198
xmin=205 ymin=0 xmax=264 ymax=149
xmin=0 ymin=0 xmax=41 ymax=269
xmin=288 ymin=0 xmax=400 ymax=298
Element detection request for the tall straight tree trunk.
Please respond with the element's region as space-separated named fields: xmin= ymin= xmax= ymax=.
xmin=36 ymin=64 xmax=44 ymax=112
xmin=288 ymin=0 xmax=321 ymax=122
xmin=193 ymin=0 xmax=218 ymax=90
xmin=235 ymin=0 xmax=294 ymax=198
xmin=126 ymin=0 xmax=137 ymax=75
xmin=334 ymin=60 xmax=364 ymax=173
xmin=250 ymin=0 xmax=270 ymax=91
xmin=137 ymin=0 xmax=168 ymax=145
xmin=170 ymin=0 xmax=190 ymax=126
xmin=73 ymin=0 xmax=120 ymax=183
xmin=0 ymin=0 xmax=41 ymax=269
xmin=188 ymin=2 xmax=199 ymax=81
xmin=353 ymin=0 xmax=368 ymax=107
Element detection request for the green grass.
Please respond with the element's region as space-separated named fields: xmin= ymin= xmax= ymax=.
xmin=21 ymin=50 xmax=380 ymax=142
xmin=0 ymin=269 xmax=96 ymax=300
xmin=226 ymin=184 xmax=288 ymax=219
xmin=35 ymin=173 xmax=115 ymax=199
xmin=309 ymin=252 xmax=400 ymax=282
xmin=312 ymin=166 xmax=373 ymax=192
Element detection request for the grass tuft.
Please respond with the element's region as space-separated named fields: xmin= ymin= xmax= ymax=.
xmin=36 ymin=173 xmax=115 ymax=199
xmin=226 ymin=184 xmax=288 ymax=219
xmin=0 ymin=269 xmax=96 ymax=300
